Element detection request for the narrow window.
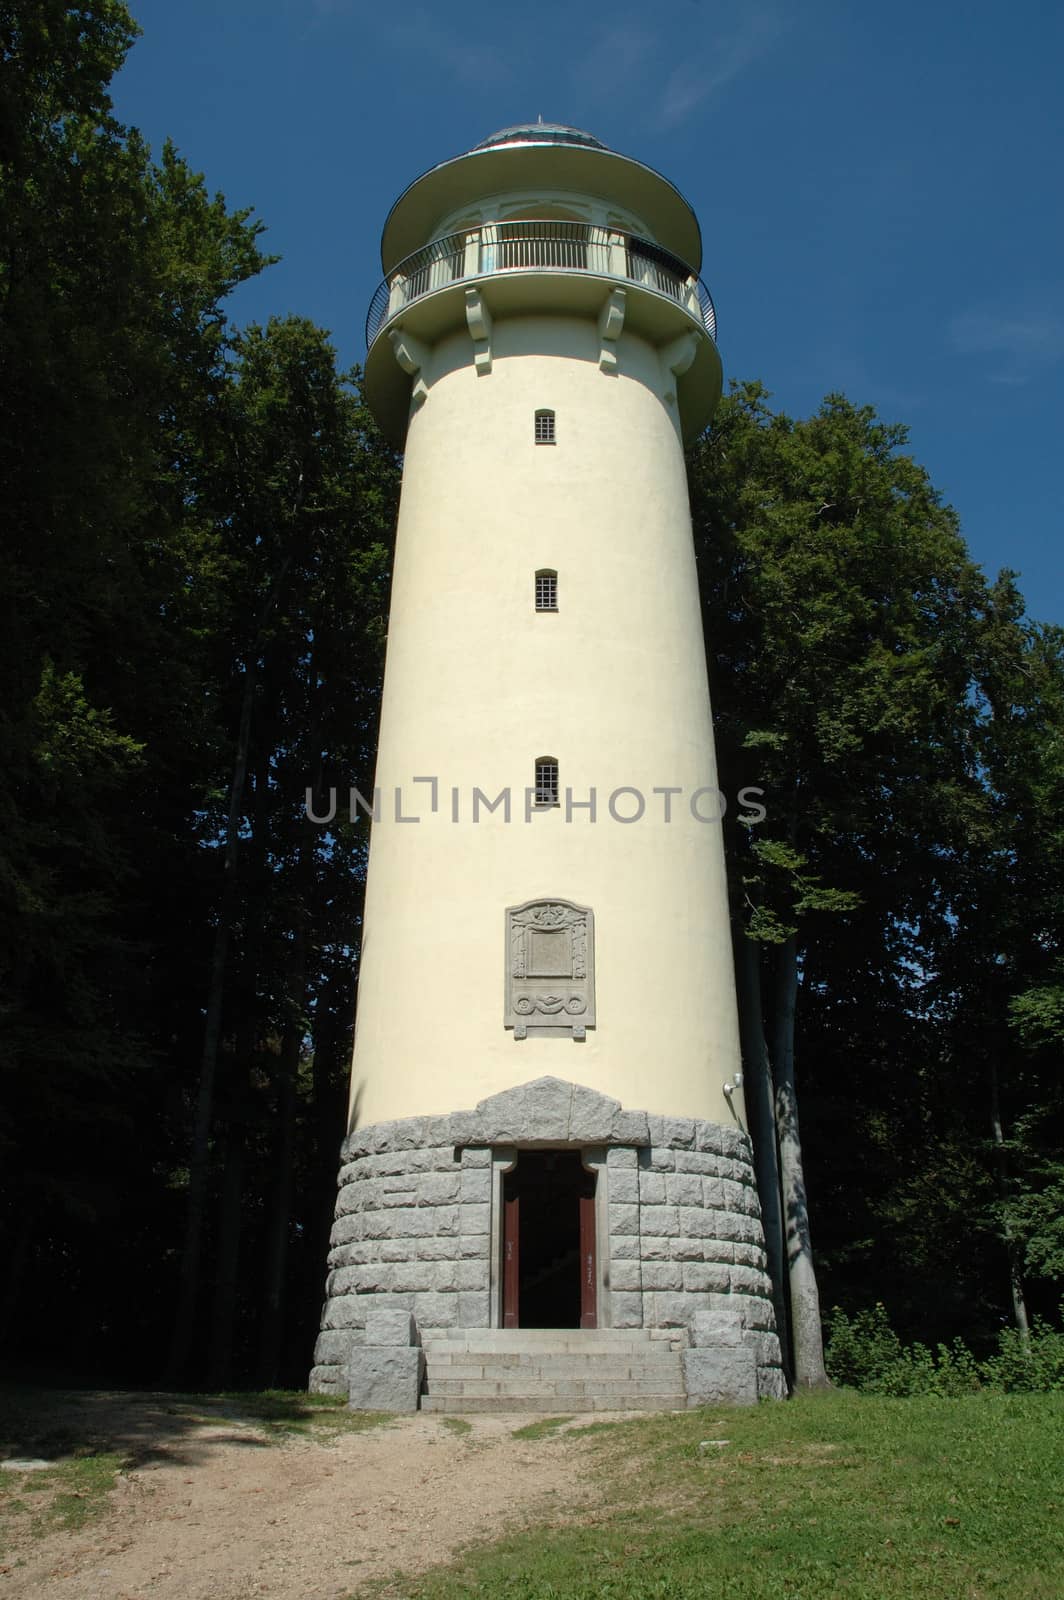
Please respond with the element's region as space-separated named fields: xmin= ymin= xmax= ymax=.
xmin=534 ymin=409 xmax=556 ymax=445
xmin=535 ymin=569 xmax=558 ymax=612
xmin=534 ymin=757 xmax=559 ymax=807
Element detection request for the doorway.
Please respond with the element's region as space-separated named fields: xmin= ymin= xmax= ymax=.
xmin=501 ymin=1151 xmax=596 ymax=1328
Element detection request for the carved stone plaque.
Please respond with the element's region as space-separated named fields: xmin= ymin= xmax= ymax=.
xmin=505 ymin=899 xmax=595 ymax=1040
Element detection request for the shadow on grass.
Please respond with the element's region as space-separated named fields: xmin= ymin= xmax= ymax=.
xmin=0 ymin=1383 xmax=378 ymax=1472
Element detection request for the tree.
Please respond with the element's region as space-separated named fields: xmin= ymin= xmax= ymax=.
xmin=944 ymin=591 xmax=1064 ymax=1330
xmin=166 ymin=318 xmax=398 ymax=1384
xmin=0 ymin=0 xmax=269 ymax=1374
xmin=690 ymin=383 xmax=993 ymax=1384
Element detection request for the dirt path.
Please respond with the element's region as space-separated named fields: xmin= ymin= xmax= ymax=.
xmin=0 ymin=1395 xmax=610 ymax=1599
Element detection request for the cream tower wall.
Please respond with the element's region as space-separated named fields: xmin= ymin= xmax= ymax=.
xmin=348 ymin=312 xmax=744 ymax=1130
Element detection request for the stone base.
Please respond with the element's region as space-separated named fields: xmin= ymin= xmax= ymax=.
xmin=348 ymin=1346 xmax=425 ymax=1411
xmin=311 ymin=1077 xmax=785 ymax=1405
xmin=683 ymin=1344 xmax=757 ymax=1406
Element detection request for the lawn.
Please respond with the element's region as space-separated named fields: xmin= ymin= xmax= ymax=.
xmin=377 ymin=1390 xmax=1064 ymax=1599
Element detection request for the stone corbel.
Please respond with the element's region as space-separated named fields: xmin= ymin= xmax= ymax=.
xmin=660 ymin=330 xmax=700 ymax=407
xmin=388 ymin=327 xmax=430 ymax=409
xmin=597 ymin=288 xmax=627 ymax=372
xmin=465 ymin=289 xmax=493 ymax=374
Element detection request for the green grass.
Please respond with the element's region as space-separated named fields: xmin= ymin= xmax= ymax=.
xmin=0 ymin=1451 xmax=127 ymax=1555
xmin=0 ymin=1389 xmax=130 ymax=1556
xmin=377 ymin=1391 xmax=1064 ymax=1599
xmin=182 ymin=1389 xmax=393 ymax=1440
xmin=558 ymin=1420 xmax=623 ymax=1439
xmin=441 ymin=1417 xmax=473 ymax=1437
xmin=511 ymin=1417 xmax=576 ymax=1441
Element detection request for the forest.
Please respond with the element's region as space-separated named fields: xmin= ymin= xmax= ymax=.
xmin=1 ymin=0 xmax=1061 ymax=1391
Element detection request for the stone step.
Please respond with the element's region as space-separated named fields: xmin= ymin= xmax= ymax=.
xmin=421 ymin=1335 xmax=680 ymax=1356
xmin=417 ymin=1326 xmax=686 ymax=1413
xmin=420 ymin=1328 xmax=659 ymax=1344
xmin=421 ymin=1393 xmax=688 ymax=1414
xmin=425 ymin=1376 xmax=683 ymax=1398
xmin=423 ymin=1342 xmax=681 ymax=1356
xmin=423 ymin=1352 xmax=682 ymax=1367
xmin=426 ymin=1359 xmax=683 ymax=1379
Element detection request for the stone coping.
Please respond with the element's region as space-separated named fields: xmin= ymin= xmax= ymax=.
xmin=341 ymin=1076 xmax=752 ymax=1161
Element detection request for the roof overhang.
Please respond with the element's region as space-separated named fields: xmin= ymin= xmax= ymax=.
xmin=381 ymin=142 xmax=703 ymax=274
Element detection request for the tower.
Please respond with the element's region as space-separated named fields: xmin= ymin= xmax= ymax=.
xmin=311 ymin=123 xmax=784 ymax=1408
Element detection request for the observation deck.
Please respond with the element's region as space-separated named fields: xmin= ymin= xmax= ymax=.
xmin=362 ymin=124 xmax=722 ymax=445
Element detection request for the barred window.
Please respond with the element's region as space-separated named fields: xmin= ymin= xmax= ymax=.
xmin=534 ymin=409 xmax=556 ymax=444
xmin=534 ymin=757 xmax=559 ymax=807
xmin=535 ymin=569 xmax=558 ymax=611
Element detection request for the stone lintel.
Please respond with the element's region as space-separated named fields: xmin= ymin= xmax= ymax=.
xmin=342 ymin=1077 xmax=655 ymax=1159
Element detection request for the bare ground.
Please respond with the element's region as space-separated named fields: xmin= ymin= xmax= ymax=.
xmin=0 ymin=1392 xmax=615 ymax=1599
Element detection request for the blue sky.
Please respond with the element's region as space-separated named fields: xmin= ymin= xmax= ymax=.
xmin=114 ymin=1 xmax=1063 ymax=623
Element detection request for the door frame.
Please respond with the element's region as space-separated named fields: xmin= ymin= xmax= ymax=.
xmin=489 ymin=1144 xmax=610 ymax=1329
xmin=503 ymin=1189 xmax=520 ymax=1328
xmin=581 ymin=1147 xmax=609 ymax=1328
xmin=579 ymin=1188 xmax=597 ymax=1328
xmin=489 ymin=1148 xmax=518 ymax=1327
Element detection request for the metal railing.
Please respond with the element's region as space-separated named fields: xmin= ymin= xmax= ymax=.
xmin=365 ymin=221 xmax=717 ymax=348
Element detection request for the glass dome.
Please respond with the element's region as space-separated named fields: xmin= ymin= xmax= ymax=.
xmin=474 ymin=122 xmax=609 ymax=152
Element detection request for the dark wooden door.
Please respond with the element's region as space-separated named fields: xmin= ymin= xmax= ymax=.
xmin=503 ymin=1191 xmax=519 ymax=1328
xmin=579 ymin=1191 xmax=597 ymax=1329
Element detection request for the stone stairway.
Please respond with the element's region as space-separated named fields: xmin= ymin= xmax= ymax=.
xmin=419 ymin=1328 xmax=688 ymax=1413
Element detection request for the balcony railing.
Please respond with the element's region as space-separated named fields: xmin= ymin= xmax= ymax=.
xmin=365 ymin=221 xmax=717 ymax=348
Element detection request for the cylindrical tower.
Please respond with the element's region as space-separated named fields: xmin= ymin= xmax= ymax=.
xmin=313 ymin=124 xmax=783 ymax=1409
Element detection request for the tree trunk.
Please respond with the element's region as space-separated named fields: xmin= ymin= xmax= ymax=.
xmin=165 ymin=660 xmax=257 ymax=1383
xmin=208 ymin=740 xmax=272 ymax=1387
xmin=303 ymin=966 xmax=355 ymax=1350
xmin=989 ymin=1056 xmax=1030 ymax=1344
xmin=734 ymin=930 xmax=790 ymax=1380
xmin=256 ymin=988 xmax=303 ymax=1387
xmin=772 ymin=934 xmax=830 ymax=1389
xmin=206 ymin=1105 xmax=247 ymax=1388
xmin=0 ymin=1217 xmax=31 ymax=1352
xmin=166 ymin=554 xmax=294 ymax=1383
xmin=257 ymin=715 xmax=319 ymax=1387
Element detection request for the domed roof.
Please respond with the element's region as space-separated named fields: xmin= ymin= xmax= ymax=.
xmin=474 ymin=122 xmax=609 ymax=153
